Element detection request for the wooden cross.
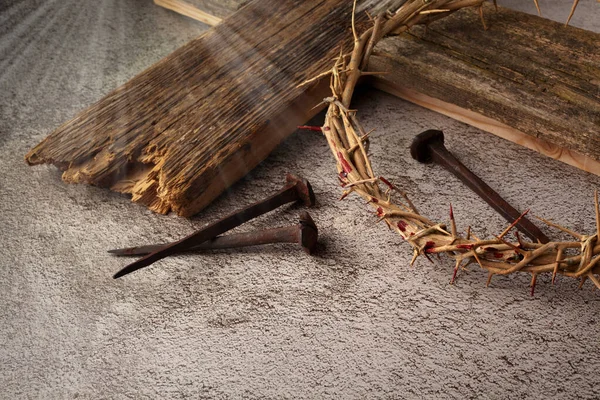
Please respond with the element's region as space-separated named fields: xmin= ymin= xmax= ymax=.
xmin=26 ymin=0 xmax=600 ymax=217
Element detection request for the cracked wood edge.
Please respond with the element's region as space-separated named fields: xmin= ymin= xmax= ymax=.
xmin=26 ymin=0 xmax=397 ymax=216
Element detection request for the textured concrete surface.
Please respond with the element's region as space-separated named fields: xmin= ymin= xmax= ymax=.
xmin=1 ymin=1 xmax=599 ymax=398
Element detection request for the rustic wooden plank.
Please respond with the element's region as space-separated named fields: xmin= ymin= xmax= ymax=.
xmin=169 ymin=0 xmax=600 ymax=174
xmin=26 ymin=2 xmax=600 ymax=217
xmin=368 ymin=3 xmax=600 ymax=167
xmin=26 ymin=0 xmax=396 ymax=217
xmin=377 ymin=84 xmax=600 ymax=176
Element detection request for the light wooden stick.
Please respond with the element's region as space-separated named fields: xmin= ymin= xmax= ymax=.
xmin=154 ymin=0 xmax=222 ymax=26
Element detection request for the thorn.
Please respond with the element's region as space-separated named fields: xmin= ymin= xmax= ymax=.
xmin=493 ymin=0 xmax=498 ymax=12
xmin=565 ymin=0 xmax=579 ymax=26
xmin=534 ymin=215 xmax=582 ymax=240
xmin=530 ymin=273 xmax=537 ymax=297
xmin=515 ymin=231 xmax=525 ymax=248
xmin=478 ymin=4 xmax=488 ymax=30
xmin=384 ymin=219 xmax=393 ymax=231
xmin=360 ymin=71 xmax=389 ymax=76
xmin=486 ymin=272 xmax=494 ymax=287
xmin=498 ymin=209 xmax=530 ymax=240
xmin=410 ymin=249 xmax=419 ymax=267
xmin=466 ymin=226 xmax=471 ymax=240
xmin=552 ymin=248 xmax=563 ymax=285
xmin=450 ymin=260 xmax=460 ymax=284
xmin=495 ymin=235 xmax=527 ymax=256
xmin=578 ymin=276 xmax=587 ymax=289
xmin=449 ymin=204 xmax=457 ymax=238
xmin=451 ymin=267 xmax=458 ymax=285
xmin=533 ymin=0 xmax=541 ymax=16
xmin=472 ymin=251 xmax=484 ymax=269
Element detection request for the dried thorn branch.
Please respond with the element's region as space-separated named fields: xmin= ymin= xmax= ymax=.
xmin=566 ymin=0 xmax=579 ymax=26
xmin=313 ymin=0 xmax=599 ymax=292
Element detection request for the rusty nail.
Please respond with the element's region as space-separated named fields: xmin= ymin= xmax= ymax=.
xmin=109 ymin=212 xmax=318 ymax=256
xmin=410 ymin=130 xmax=549 ymax=244
xmin=113 ymin=174 xmax=316 ymax=279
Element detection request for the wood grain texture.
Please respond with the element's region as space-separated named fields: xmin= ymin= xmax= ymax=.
xmin=165 ymin=0 xmax=600 ymax=175
xmin=369 ymin=3 xmax=600 ymax=167
xmin=26 ymin=0 xmax=394 ymax=216
xmin=375 ymin=84 xmax=600 ymax=176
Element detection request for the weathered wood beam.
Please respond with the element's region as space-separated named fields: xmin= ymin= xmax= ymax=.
xmin=160 ymin=0 xmax=600 ymax=174
xmin=26 ymin=0 xmax=398 ymax=217
xmin=27 ymin=1 xmax=600 ymax=217
xmin=368 ymin=3 xmax=600 ymax=174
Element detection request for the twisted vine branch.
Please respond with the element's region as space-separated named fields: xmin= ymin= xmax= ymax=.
xmin=307 ymin=0 xmax=598 ymax=293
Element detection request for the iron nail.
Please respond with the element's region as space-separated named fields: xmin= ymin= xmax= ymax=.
xmin=109 ymin=212 xmax=319 ymax=256
xmin=410 ymin=130 xmax=550 ymax=244
xmin=113 ymin=173 xmax=315 ymax=278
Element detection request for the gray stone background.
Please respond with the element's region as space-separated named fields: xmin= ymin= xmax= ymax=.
xmin=1 ymin=1 xmax=599 ymax=398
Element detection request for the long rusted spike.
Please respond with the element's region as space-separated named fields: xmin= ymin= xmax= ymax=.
xmin=113 ymin=174 xmax=315 ymax=279
xmin=530 ymin=273 xmax=537 ymax=297
xmin=578 ymin=276 xmax=588 ymax=289
xmin=565 ymin=0 xmax=579 ymax=26
xmin=411 ymin=130 xmax=549 ymax=243
xmin=110 ymin=212 xmax=319 ymax=256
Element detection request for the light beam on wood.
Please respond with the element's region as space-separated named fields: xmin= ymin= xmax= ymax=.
xmin=26 ymin=1 xmax=600 ymax=217
xmin=27 ymin=0 xmax=396 ymax=216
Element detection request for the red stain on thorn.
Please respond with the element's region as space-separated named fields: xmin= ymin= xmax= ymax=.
xmin=397 ymin=220 xmax=408 ymax=232
xmin=337 ymin=152 xmax=353 ymax=174
xmin=424 ymin=241 xmax=436 ymax=253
